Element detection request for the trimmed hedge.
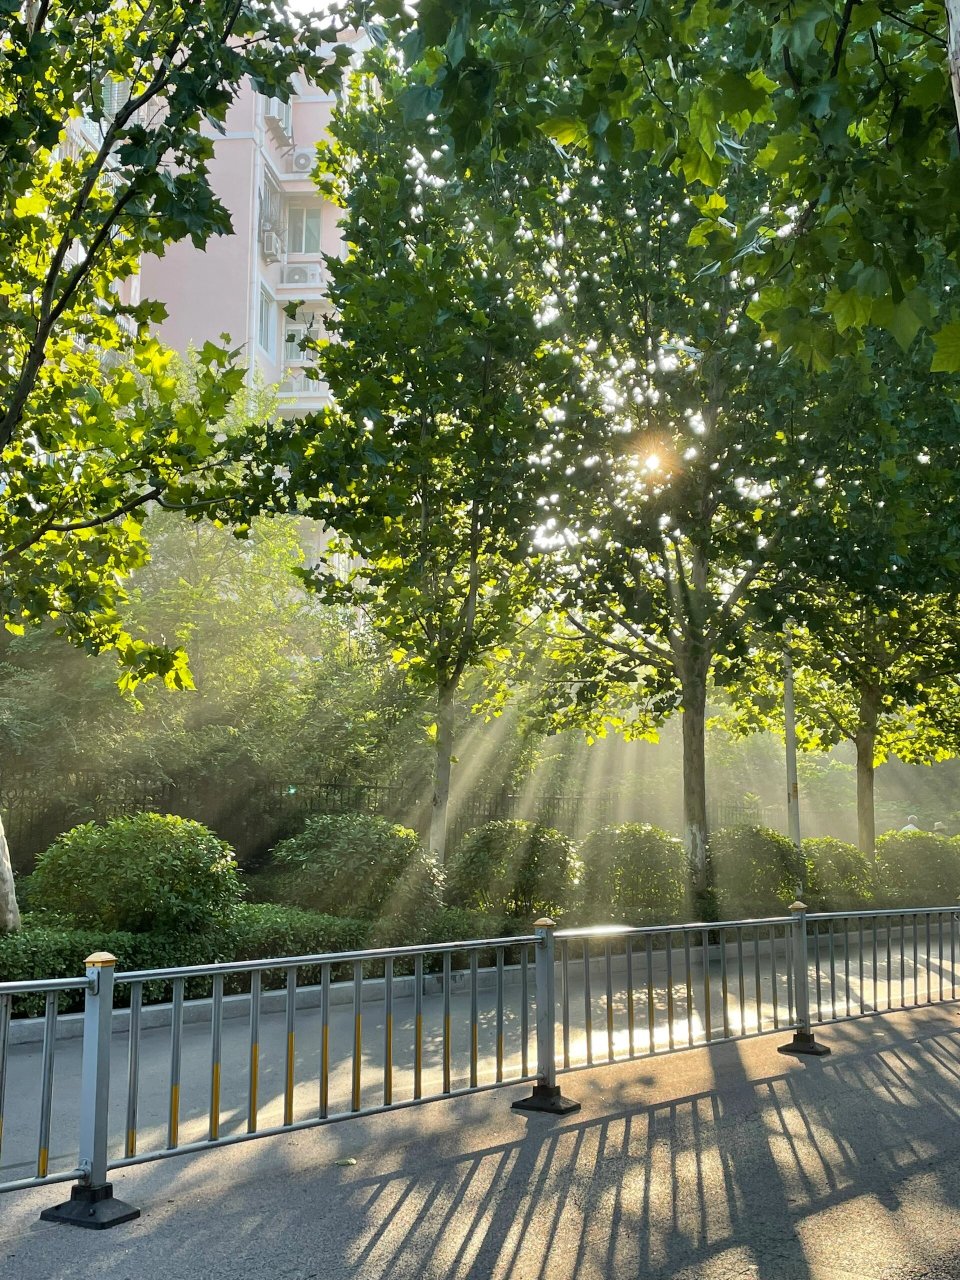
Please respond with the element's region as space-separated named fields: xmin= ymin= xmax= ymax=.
xmin=445 ymin=820 xmax=580 ymax=922
xmin=802 ymin=837 xmax=874 ymax=912
xmin=712 ymin=825 xmax=803 ymax=918
xmin=0 ymin=904 xmax=369 ymax=1016
xmin=268 ymin=813 xmax=442 ymax=928
xmin=876 ymin=831 xmax=960 ymax=908
xmin=576 ymin=824 xmax=687 ymax=925
xmin=25 ymin=813 xmax=242 ymax=933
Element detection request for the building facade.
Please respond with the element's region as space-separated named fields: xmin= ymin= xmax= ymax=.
xmin=139 ymin=69 xmax=353 ymax=415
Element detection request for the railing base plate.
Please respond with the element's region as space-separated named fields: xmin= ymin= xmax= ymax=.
xmin=778 ymin=1031 xmax=831 ymax=1058
xmin=40 ymin=1182 xmax=140 ymax=1230
xmin=512 ymin=1084 xmax=581 ymax=1115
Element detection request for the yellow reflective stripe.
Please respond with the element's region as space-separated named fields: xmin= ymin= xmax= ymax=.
xmin=352 ymin=1015 xmax=362 ymax=1110
xmin=169 ymin=1083 xmax=180 ymax=1148
xmin=38 ymin=1146 xmax=48 ymax=1178
xmin=210 ymin=1062 xmax=221 ymax=1141
xmin=321 ymin=1025 xmax=329 ymax=1116
xmin=125 ymin=1127 xmax=137 ymax=1159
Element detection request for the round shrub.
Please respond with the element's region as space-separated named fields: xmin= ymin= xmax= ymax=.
xmin=269 ymin=812 xmax=442 ymax=924
xmin=26 ymin=812 xmax=242 ymax=933
xmin=711 ymin=825 xmax=803 ymax=918
xmin=445 ymin=819 xmax=579 ymax=922
xmin=802 ymin=837 xmax=874 ymax=912
xmin=576 ymin=824 xmax=686 ymax=925
xmin=876 ymin=831 xmax=960 ymax=908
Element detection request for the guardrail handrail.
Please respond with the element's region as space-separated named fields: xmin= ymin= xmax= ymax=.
xmin=113 ymin=933 xmax=540 ymax=985
xmin=4 ymin=903 xmax=960 ymax=1230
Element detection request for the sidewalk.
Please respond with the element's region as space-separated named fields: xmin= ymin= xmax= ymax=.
xmin=2 ymin=1006 xmax=960 ymax=1280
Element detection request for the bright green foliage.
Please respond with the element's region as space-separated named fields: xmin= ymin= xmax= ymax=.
xmin=270 ymin=813 xmax=441 ymax=923
xmin=400 ymin=1 xmax=960 ymax=368
xmin=212 ymin=904 xmax=369 ymax=975
xmin=711 ymin=825 xmax=803 ymax=917
xmin=26 ymin=812 xmax=241 ymax=933
xmin=0 ymin=4 xmax=347 ymax=675
xmin=0 ymin=905 xmax=368 ymax=1015
xmin=240 ymin=50 xmax=585 ymax=859
xmin=576 ymin=824 xmax=687 ymax=925
xmin=876 ymin=830 xmax=960 ymax=908
xmin=802 ymin=837 xmax=874 ymax=911
xmin=445 ymin=819 xmax=579 ymax=921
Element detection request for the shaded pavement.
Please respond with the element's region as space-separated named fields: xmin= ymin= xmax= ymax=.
xmin=2 ymin=1006 xmax=960 ymax=1279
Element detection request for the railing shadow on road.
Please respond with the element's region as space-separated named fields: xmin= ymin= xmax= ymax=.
xmin=48 ymin=1015 xmax=960 ymax=1280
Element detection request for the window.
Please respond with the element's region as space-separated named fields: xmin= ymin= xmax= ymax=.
xmin=258 ymin=288 xmax=275 ymax=357
xmin=287 ymin=205 xmax=322 ymax=256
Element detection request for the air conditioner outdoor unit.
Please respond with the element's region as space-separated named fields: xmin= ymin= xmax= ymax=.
xmin=282 ymin=263 xmax=321 ymax=286
xmin=262 ymin=231 xmax=282 ymax=262
xmin=292 ymin=148 xmax=315 ymax=173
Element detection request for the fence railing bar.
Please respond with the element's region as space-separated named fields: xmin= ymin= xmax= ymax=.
xmin=248 ymin=971 xmax=262 ymax=1133
xmin=125 ymin=982 xmax=142 ymax=1158
xmin=351 ymin=961 xmax=363 ymax=1112
xmin=383 ymin=958 xmax=394 ymax=1108
xmin=167 ymin=979 xmax=184 ymax=1150
xmin=0 ymin=993 xmax=10 ymax=1163
xmin=210 ymin=974 xmax=223 ymax=1141
xmin=36 ymin=993 xmax=58 ymax=1179
xmin=284 ymin=967 xmax=298 ymax=1127
xmin=604 ymin=943 xmax=615 ymax=1063
xmin=666 ymin=934 xmax=676 ymax=1051
xmin=560 ymin=941 xmax=570 ymax=1071
xmin=497 ymin=948 xmax=506 ymax=1082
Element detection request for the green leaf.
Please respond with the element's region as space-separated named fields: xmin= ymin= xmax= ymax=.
xmin=931 ymin=322 xmax=960 ymax=373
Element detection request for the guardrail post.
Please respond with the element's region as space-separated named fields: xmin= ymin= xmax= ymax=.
xmin=778 ymin=903 xmax=831 ymax=1058
xmin=513 ymin=919 xmax=580 ymax=1115
xmin=41 ymin=953 xmax=140 ymax=1229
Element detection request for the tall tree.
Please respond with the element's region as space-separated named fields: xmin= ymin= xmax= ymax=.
xmin=239 ymin=53 xmax=581 ymax=861
xmin=522 ymin=153 xmax=803 ymax=899
xmin=730 ymin=591 xmax=960 ymax=856
xmin=0 ymin=2 xmax=349 ymax=929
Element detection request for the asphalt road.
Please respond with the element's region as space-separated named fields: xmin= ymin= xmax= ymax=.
xmin=2 ymin=1005 xmax=960 ymax=1279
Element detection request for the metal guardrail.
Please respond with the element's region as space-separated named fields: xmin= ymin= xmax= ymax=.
xmin=1 ymin=904 xmax=959 ymax=1228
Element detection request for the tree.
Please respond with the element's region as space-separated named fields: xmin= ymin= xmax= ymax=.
xmin=518 ymin=151 xmax=805 ymax=899
xmin=730 ymin=590 xmax=960 ymax=857
xmin=390 ymin=1 xmax=960 ymax=369
xmin=0 ymin=2 xmax=352 ymax=929
xmin=240 ymin=52 xmax=582 ymax=861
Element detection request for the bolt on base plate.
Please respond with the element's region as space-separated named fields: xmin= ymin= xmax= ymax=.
xmin=512 ymin=1084 xmax=581 ymax=1115
xmin=40 ymin=1182 xmax=140 ymax=1230
xmin=778 ymin=1030 xmax=831 ymax=1058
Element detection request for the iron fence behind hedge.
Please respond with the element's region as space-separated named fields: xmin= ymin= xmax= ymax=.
xmin=1 ymin=770 xmax=784 ymax=869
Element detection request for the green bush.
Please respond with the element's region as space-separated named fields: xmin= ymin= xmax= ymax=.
xmin=26 ymin=813 xmax=242 ymax=933
xmin=711 ymin=825 xmax=803 ymax=918
xmin=445 ymin=820 xmax=580 ymax=922
xmin=576 ymin=824 xmax=687 ymax=925
xmin=0 ymin=905 xmax=371 ymax=1016
xmin=268 ymin=812 xmax=442 ymax=926
xmin=802 ymin=837 xmax=874 ymax=912
xmin=876 ymin=831 xmax=960 ymax=908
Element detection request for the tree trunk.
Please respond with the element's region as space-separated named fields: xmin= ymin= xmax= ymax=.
xmin=429 ymin=688 xmax=455 ymax=865
xmin=854 ymin=690 xmax=880 ymax=859
xmin=948 ymin=0 xmax=960 ymax=139
xmin=681 ymin=670 xmax=710 ymax=903
xmin=0 ymin=812 xmax=22 ymax=933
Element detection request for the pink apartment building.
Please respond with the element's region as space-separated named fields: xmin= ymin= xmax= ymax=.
xmin=139 ymin=66 xmax=357 ymax=415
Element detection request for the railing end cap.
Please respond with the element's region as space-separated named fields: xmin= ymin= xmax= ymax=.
xmin=534 ymin=917 xmax=556 ymax=930
xmin=788 ymin=901 xmax=807 ymax=913
xmin=85 ymin=951 xmax=117 ymax=968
